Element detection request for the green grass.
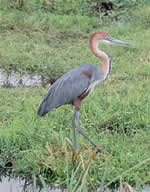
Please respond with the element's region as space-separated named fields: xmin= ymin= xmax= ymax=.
xmin=0 ymin=3 xmax=150 ymax=191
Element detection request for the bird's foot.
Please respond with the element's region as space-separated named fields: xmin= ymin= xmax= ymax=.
xmin=93 ymin=145 xmax=102 ymax=153
xmin=96 ymin=147 xmax=102 ymax=153
xmin=73 ymin=143 xmax=78 ymax=151
xmin=65 ymin=137 xmax=78 ymax=152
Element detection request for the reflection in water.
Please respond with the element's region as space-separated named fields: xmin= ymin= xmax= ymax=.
xmin=0 ymin=168 xmax=65 ymax=192
xmin=0 ymin=177 xmax=24 ymax=192
xmin=0 ymin=176 xmax=149 ymax=192
xmin=0 ymin=176 xmax=65 ymax=192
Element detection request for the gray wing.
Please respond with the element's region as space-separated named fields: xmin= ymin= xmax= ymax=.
xmin=37 ymin=66 xmax=91 ymax=116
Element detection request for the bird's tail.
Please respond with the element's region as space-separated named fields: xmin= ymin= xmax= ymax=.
xmin=37 ymin=100 xmax=48 ymax=117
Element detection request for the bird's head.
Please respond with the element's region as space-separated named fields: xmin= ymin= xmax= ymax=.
xmin=90 ymin=32 xmax=131 ymax=47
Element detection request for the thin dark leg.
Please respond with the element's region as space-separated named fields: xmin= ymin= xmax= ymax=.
xmin=72 ymin=110 xmax=77 ymax=150
xmin=76 ymin=110 xmax=101 ymax=152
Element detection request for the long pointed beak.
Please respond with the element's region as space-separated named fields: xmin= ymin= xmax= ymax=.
xmin=104 ymin=37 xmax=131 ymax=46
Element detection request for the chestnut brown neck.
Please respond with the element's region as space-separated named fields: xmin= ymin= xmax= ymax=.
xmin=90 ymin=36 xmax=112 ymax=80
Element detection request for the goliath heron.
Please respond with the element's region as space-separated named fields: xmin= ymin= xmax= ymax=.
xmin=37 ymin=32 xmax=130 ymax=152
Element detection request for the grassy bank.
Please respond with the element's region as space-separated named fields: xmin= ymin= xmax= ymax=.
xmin=0 ymin=3 xmax=150 ymax=191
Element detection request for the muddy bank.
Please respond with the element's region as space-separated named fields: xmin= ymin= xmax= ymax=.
xmin=0 ymin=70 xmax=42 ymax=88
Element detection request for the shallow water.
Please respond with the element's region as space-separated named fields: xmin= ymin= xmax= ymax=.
xmin=0 ymin=70 xmax=42 ymax=88
xmin=0 ymin=176 xmax=149 ymax=192
xmin=0 ymin=176 xmax=65 ymax=192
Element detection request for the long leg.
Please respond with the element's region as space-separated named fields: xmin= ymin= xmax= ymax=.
xmin=72 ymin=110 xmax=77 ymax=150
xmin=76 ymin=110 xmax=101 ymax=152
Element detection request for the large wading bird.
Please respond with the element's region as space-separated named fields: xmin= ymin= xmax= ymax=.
xmin=37 ymin=32 xmax=130 ymax=152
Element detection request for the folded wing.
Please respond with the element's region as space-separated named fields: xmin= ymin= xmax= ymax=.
xmin=37 ymin=66 xmax=91 ymax=116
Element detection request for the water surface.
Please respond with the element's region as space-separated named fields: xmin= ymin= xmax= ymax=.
xmin=0 ymin=176 xmax=65 ymax=192
xmin=0 ymin=176 xmax=149 ymax=192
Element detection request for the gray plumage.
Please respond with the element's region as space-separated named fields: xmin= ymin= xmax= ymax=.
xmin=37 ymin=31 xmax=130 ymax=152
xmin=37 ymin=63 xmax=105 ymax=116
